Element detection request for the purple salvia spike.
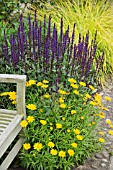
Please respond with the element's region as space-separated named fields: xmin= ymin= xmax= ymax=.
xmin=17 ymin=26 xmax=21 ymax=60
xmin=84 ymin=32 xmax=89 ymax=54
xmin=44 ymin=14 xmax=46 ymax=43
xmin=71 ymin=23 xmax=76 ymax=45
xmin=67 ymin=36 xmax=70 ymax=60
xmin=35 ymin=21 xmax=38 ymax=41
xmin=4 ymin=30 xmax=9 ymax=63
xmin=82 ymin=32 xmax=89 ymax=71
xmin=34 ymin=11 xmax=38 ymax=61
xmin=1 ymin=44 xmax=5 ymax=54
xmin=48 ymin=15 xmax=51 ymax=37
xmin=20 ymin=32 xmax=24 ymax=60
xmin=20 ymin=13 xmax=23 ymax=23
xmin=32 ymin=21 xmax=36 ymax=60
xmin=78 ymin=33 xmax=81 ymax=43
xmin=93 ymin=43 xmax=97 ymax=56
xmin=74 ymin=44 xmax=77 ymax=60
xmin=62 ymin=25 xmax=69 ymax=54
xmin=45 ymin=37 xmax=49 ymax=68
xmin=51 ymin=23 xmax=57 ymax=72
xmin=28 ymin=16 xmax=31 ymax=39
xmin=55 ymin=28 xmax=58 ymax=55
xmin=60 ymin=18 xmax=63 ymax=43
xmin=77 ymin=39 xmax=84 ymax=65
xmin=38 ymin=27 xmax=41 ymax=59
xmin=2 ymin=44 xmax=9 ymax=63
xmin=93 ymin=30 xmax=97 ymax=45
xmin=71 ymin=44 xmax=77 ymax=76
xmin=60 ymin=18 xmax=64 ymax=63
xmin=85 ymin=58 xmax=92 ymax=78
xmin=85 ymin=42 xmax=94 ymax=78
xmin=19 ymin=15 xmax=25 ymax=60
xmin=51 ymin=25 xmax=55 ymax=58
xmin=34 ymin=20 xmax=38 ymax=61
xmin=21 ymin=22 xmax=26 ymax=60
xmin=52 ymin=23 xmax=58 ymax=54
xmin=38 ymin=21 xmax=42 ymax=60
xmin=81 ymin=35 xmax=89 ymax=75
xmin=45 ymin=16 xmax=51 ymax=71
xmin=39 ymin=21 xmax=42 ymax=47
xmin=13 ymin=36 xmax=19 ymax=67
xmin=66 ymin=37 xmax=70 ymax=75
xmin=34 ymin=10 xmax=37 ymax=23
xmin=10 ymin=35 xmax=16 ymax=68
xmin=10 ymin=34 xmax=13 ymax=61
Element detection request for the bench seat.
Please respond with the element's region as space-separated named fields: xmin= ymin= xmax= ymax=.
xmin=0 ymin=74 xmax=26 ymax=170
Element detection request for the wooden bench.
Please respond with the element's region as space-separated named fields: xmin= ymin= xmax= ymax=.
xmin=0 ymin=74 xmax=26 ymax=170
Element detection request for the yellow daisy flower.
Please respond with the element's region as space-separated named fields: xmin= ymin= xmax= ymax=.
xmin=98 ymin=138 xmax=105 ymax=143
xmin=27 ymin=116 xmax=35 ymax=123
xmin=56 ymin=123 xmax=62 ymax=129
xmin=106 ymin=119 xmax=112 ymax=125
xmin=71 ymin=110 xmax=76 ymax=114
xmin=58 ymin=151 xmax=66 ymax=158
xmin=60 ymin=103 xmax=66 ymax=109
xmin=89 ymin=85 xmax=95 ymax=91
xmin=76 ymin=135 xmax=83 ymax=140
xmin=20 ymin=120 xmax=28 ymax=127
xmin=58 ymin=89 xmax=67 ymax=95
xmin=23 ymin=143 xmax=31 ymax=150
xmin=40 ymin=120 xmax=47 ymax=125
xmin=74 ymin=129 xmax=80 ymax=135
xmin=26 ymin=104 xmax=37 ymax=110
xmin=108 ymin=130 xmax=113 ymax=135
xmin=37 ymin=82 xmax=43 ymax=86
xmin=42 ymin=80 xmax=49 ymax=84
xmin=71 ymin=143 xmax=77 ymax=148
xmin=59 ymin=97 xmax=64 ymax=103
xmin=70 ymin=83 xmax=78 ymax=88
xmin=99 ymin=131 xmax=105 ymax=136
xmin=50 ymin=149 xmax=57 ymax=155
xmin=43 ymin=93 xmax=50 ymax=98
xmin=48 ymin=142 xmax=55 ymax=148
xmin=68 ymin=78 xmax=76 ymax=83
xmin=33 ymin=142 xmax=43 ymax=151
xmin=67 ymin=129 xmax=71 ymax=133
xmin=68 ymin=149 xmax=74 ymax=156
xmin=105 ymin=96 xmax=112 ymax=102
xmin=73 ymin=90 xmax=79 ymax=95
xmin=79 ymin=82 xmax=86 ymax=86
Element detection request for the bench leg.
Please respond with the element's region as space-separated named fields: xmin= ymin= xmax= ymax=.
xmin=0 ymin=138 xmax=24 ymax=170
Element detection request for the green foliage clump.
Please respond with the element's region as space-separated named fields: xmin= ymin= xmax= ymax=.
xmin=0 ymin=78 xmax=108 ymax=169
xmin=18 ymin=79 xmax=108 ymax=169
xmin=1 ymin=78 xmax=112 ymax=169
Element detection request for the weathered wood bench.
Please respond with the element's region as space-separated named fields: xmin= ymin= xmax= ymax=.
xmin=0 ymin=74 xmax=26 ymax=170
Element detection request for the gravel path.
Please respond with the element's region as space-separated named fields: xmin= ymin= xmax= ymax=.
xmin=8 ymin=80 xmax=113 ymax=170
xmin=73 ymin=79 xmax=113 ymax=170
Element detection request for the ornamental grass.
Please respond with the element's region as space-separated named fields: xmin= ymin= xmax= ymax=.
xmin=0 ymin=78 xmax=113 ymax=170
